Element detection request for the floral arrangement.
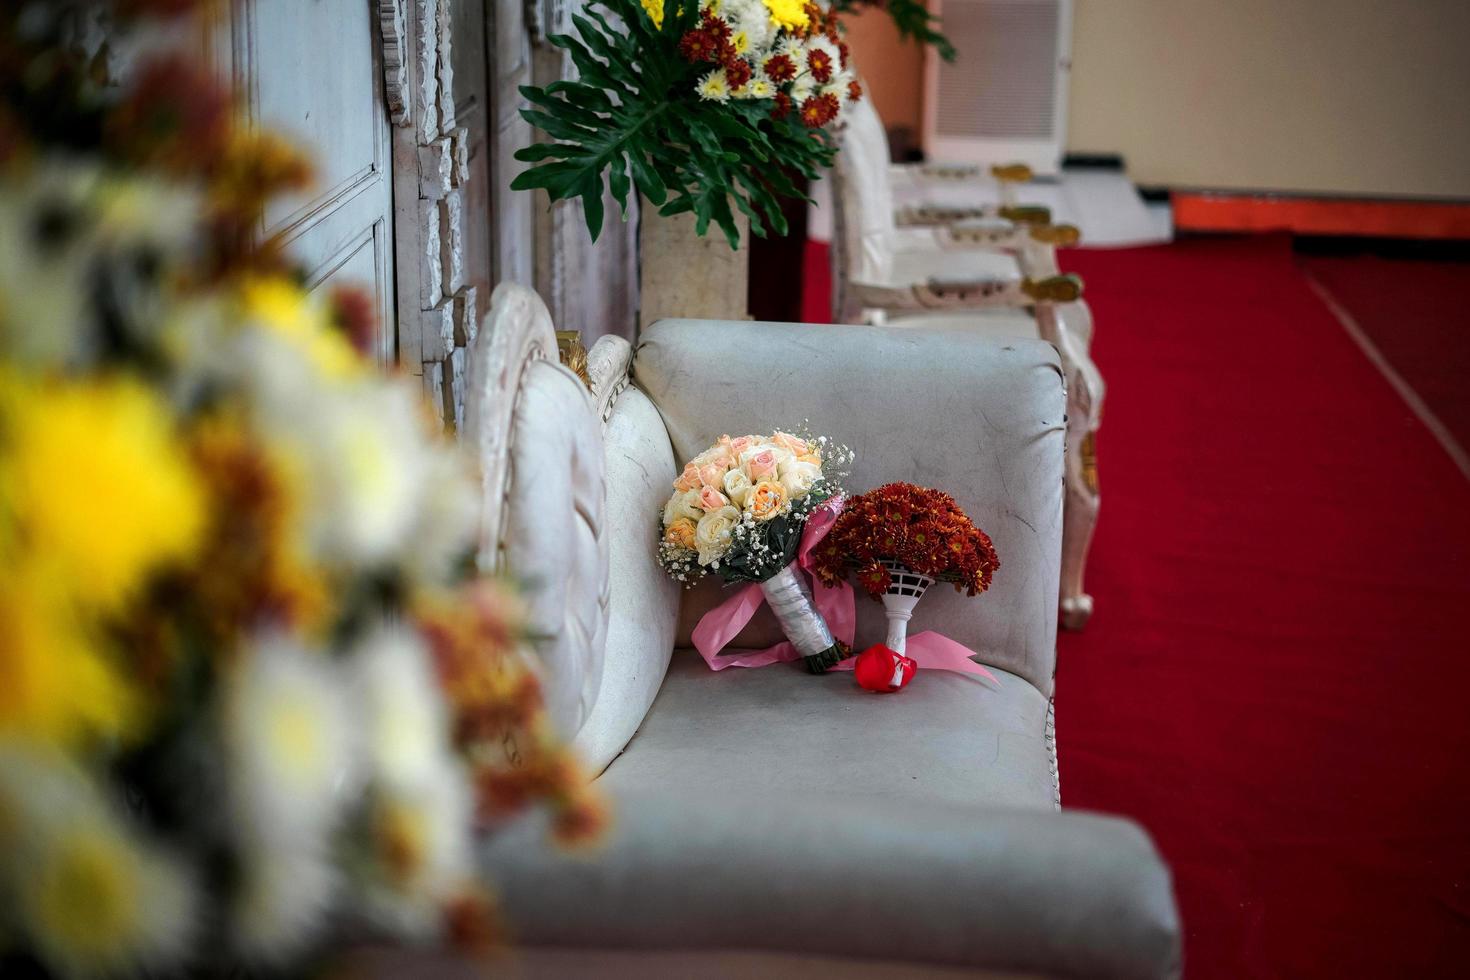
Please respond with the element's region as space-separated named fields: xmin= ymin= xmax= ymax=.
xmin=0 ymin=3 xmax=598 ymax=976
xmin=658 ymin=430 xmax=854 ymax=671
xmin=813 ymin=482 xmax=1001 ymax=599
xmin=513 ymin=0 xmax=863 ymax=248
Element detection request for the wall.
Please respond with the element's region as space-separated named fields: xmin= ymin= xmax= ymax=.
xmin=1066 ymin=0 xmax=1470 ymax=199
xmin=842 ymin=8 xmax=927 ymax=147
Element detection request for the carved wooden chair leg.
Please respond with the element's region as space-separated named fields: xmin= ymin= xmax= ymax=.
xmin=1060 ymin=427 xmax=1100 ymax=631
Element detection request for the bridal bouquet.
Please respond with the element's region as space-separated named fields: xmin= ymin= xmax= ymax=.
xmin=658 ymin=431 xmax=854 ymax=671
xmin=813 ymin=483 xmax=1000 ymax=656
xmin=513 ymin=0 xmax=862 ymax=247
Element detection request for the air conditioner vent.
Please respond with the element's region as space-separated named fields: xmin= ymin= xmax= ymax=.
xmin=923 ymin=0 xmax=1072 ymax=175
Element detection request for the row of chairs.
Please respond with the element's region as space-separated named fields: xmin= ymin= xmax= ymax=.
xmin=831 ymin=96 xmax=1104 ymax=630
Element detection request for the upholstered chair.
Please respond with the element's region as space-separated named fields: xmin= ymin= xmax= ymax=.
xmin=849 ymin=95 xmax=1059 ymax=229
xmin=831 ymin=100 xmax=1104 ymax=631
xmin=466 ymin=283 xmax=1179 ymax=978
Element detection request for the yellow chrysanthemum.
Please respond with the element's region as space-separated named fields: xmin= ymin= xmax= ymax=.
xmin=240 ymin=277 xmax=362 ymax=381
xmin=0 ymin=571 xmax=138 ymax=746
xmin=762 ymin=0 xmax=809 ymax=32
xmin=1 ymin=375 xmax=206 ymax=612
xmin=640 ymin=0 xmax=664 ymax=28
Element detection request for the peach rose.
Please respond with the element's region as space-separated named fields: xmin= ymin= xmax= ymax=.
xmin=663 ymin=517 xmax=697 ymax=551
xmin=745 ymin=449 xmax=778 ymax=481
xmin=746 ymin=480 xmax=789 ymax=522
xmin=698 ymin=462 xmax=727 ymax=489
xmin=797 ymin=450 xmax=822 ymax=467
xmin=673 ymin=462 xmax=701 ymax=492
xmin=771 ymin=431 xmax=809 ymax=455
xmin=698 ymin=485 xmax=730 ymax=512
xmin=728 ymin=435 xmax=757 ymax=454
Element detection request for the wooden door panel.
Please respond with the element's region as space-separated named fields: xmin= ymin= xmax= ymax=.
xmin=231 ymin=0 xmax=397 ymax=361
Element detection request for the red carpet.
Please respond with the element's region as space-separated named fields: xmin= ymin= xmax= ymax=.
xmin=803 ymin=234 xmax=1470 ymax=974
xmin=1300 ymin=251 xmax=1470 ymax=455
xmin=1056 ymin=237 xmax=1470 ymax=978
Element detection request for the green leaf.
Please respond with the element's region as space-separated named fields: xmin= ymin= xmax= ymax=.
xmin=608 ymin=152 xmax=631 ymax=211
xmin=627 ymin=150 xmax=666 ymax=205
xmin=580 ymin=171 xmax=605 ymax=242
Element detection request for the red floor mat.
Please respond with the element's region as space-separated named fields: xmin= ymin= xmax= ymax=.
xmin=1299 ymin=251 xmax=1470 ymax=455
xmin=1057 ymin=236 xmax=1470 ymax=977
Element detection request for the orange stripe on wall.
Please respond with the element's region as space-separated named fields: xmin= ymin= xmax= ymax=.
xmin=1172 ymin=193 xmax=1470 ymax=239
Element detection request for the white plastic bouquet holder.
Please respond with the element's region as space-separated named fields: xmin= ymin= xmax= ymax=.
xmin=879 ymin=558 xmax=935 ymax=655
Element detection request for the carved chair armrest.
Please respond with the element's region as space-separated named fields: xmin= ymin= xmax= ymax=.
xmin=479 ymin=787 xmax=1181 ymax=979
xmin=586 ymin=334 xmax=634 ymax=425
xmin=898 ymin=202 xmax=995 ymax=226
xmin=924 ymin=273 xmax=1083 ymax=306
xmin=897 ymin=203 xmax=1058 ymax=229
xmin=940 ymin=221 xmax=1081 ymax=250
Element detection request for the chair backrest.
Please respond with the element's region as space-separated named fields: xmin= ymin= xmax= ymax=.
xmin=468 ymin=283 xmax=681 ymax=775
xmin=466 ymin=283 xmax=610 ymax=741
xmin=636 ymin=318 xmax=1066 ymax=695
xmin=834 ymin=96 xmax=900 ymax=292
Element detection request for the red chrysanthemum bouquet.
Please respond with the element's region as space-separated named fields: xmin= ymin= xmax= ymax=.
xmin=813 ymin=483 xmax=1000 ymax=656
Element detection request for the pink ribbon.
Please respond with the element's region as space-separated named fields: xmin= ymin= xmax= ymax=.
xmin=690 ymin=498 xmax=997 ymax=686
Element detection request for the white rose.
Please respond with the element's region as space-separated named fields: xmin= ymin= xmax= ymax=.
xmin=722 ymin=468 xmax=753 ymax=508
xmin=663 ymin=488 xmax=703 ymax=527
xmin=777 ymin=460 xmax=823 ymax=499
xmin=694 ymin=505 xmax=741 ymax=566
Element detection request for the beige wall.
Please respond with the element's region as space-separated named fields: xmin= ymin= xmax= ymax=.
xmin=843 ymin=8 xmax=926 ymax=141
xmin=1066 ymin=0 xmax=1470 ymax=199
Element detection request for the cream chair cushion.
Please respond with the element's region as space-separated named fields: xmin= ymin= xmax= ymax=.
xmin=571 ymin=385 xmax=681 ymax=774
xmin=601 ymin=655 xmax=1056 ymax=810
xmin=635 ymin=319 xmax=1065 ymax=695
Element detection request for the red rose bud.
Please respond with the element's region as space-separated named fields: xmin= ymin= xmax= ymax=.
xmin=854 ymin=644 xmax=916 ymax=693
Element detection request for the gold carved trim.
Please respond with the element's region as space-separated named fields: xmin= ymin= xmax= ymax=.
xmin=1022 ymin=274 xmax=1084 ymax=304
xmin=1081 ymin=431 xmax=1100 ymax=495
xmin=556 ymin=330 xmax=591 ymax=388
xmin=999 ymin=204 xmax=1052 ymax=225
xmin=990 ymin=162 xmax=1034 ymax=183
xmin=1029 ymin=223 xmax=1082 ymax=247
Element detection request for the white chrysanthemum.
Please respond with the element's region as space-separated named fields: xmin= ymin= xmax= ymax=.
xmin=729 ymin=0 xmax=776 ymax=52
xmin=738 ymin=75 xmax=776 ymax=100
xmin=292 ymin=381 xmax=429 ymax=566
xmin=400 ymin=444 xmax=479 ymax=584
xmin=4 ymin=758 xmax=197 ymax=980
xmin=355 ymin=625 xmax=454 ymax=790
xmin=697 ymin=69 xmax=732 ymax=102
xmin=231 ymin=840 xmax=338 ymax=963
xmin=222 ymin=633 xmax=360 ymax=847
xmin=778 ymin=34 xmax=805 ymax=61
xmin=821 ymin=81 xmax=849 ymax=102
xmin=359 ymin=763 xmax=476 ymax=938
xmin=790 ymin=75 xmax=816 ymax=104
